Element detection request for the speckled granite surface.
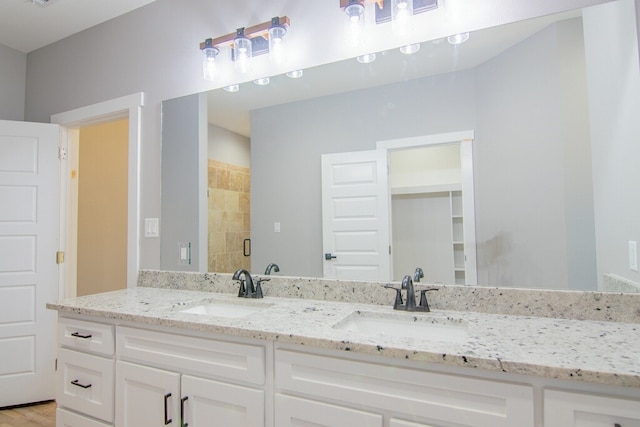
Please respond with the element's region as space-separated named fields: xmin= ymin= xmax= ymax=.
xmin=137 ymin=270 xmax=640 ymax=323
xmin=48 ymin=287 xmax=640 ymax=388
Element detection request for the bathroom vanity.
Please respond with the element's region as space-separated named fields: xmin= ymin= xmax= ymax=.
xmin=49 ymin=276 xmax=640 ymax=427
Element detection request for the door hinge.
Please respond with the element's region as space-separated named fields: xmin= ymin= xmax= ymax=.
xmin=55 ymin=358 xmax=58 ymax=372
xmin=389 ymin=245 xmax=392 ymax=255
xmin=58 ymin=147 xmax=67 ymax=160
xmin=56 ymin=251 xmax=65 ymax=264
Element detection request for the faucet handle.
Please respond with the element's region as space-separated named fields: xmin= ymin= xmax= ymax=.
xmin=236 ymin=279 xmax=246 ymax=297
xmin=418 ymin=287 xmax=438 ymax=312
xmin=255 ymin=278 xmax=270 ymax=299
xmin=384 ymin=284 xmax=404 ymax=309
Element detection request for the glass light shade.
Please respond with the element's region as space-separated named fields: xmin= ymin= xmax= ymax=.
xmin=357 ymin=53 xmax=376 ymax=64
xmin=268 ymin=24 xmax=287 ymax=65
xmin=400 ymin=43 xmax=420 ymax=55
xmin=253 ymin=77 xmax=270 ymax=86
xmin=345 ymin=2 xmax=365 ymax=47
xmin=202 ymin=46 xmax=219 ymax=81
xmin=286 ymin=69 xmax=303 ymax=78
xmin=448 ymin=32 xmax=470 ymax=45
xmin=233 ymin=35 xmax=252 ymax=74
xmin=223 ymin=84 xmax=239 ymax=92
xmin=391 ymin=0 xmax=413 ymax=36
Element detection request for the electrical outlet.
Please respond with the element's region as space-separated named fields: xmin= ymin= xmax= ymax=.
xmin=178 ymin=242 xmax=191 ymax=265
xmin=274 ymin=222 xmax=281 ymax=233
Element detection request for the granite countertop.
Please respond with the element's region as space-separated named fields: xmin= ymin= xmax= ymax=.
xmin=48 ymin=287 xmax=640 ymax=388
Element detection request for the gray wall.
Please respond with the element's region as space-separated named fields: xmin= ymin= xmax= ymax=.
xmin=160 ymin=93 xmax=207 ymax=271
xmin=208 ymin=124 xmax=250 ymax=167
xmin=0 ymin=43 xmax=26 ymax=121
xmin=251 ymin=71 xmax=476 ymax=277
xmin=22 ymin=0 xmax=613 ymax=272
xmin=474 ymin=18 xmax=596 ymax=290
xmin=583 ymin=0 xmax=640 ymax=287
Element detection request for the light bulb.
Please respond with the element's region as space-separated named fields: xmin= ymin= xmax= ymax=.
xmin=202 ymin=46 xmax=219 ymax=81
xmin=400 ymin=43 xmax=420 ymax=55
xmin=357 ymin=53 xmax=376 ymax=64
xmin=233 ymin=32 xmax=252 ymax=74
xmin=253 ymin=77 xmax=270 ymax=86
xmin=286 ymin=69 xmax=303 ymax=78
xmin=447 ymin=32 xmax=470 ymax=45
xmin=391 ymin=0 xmax=413 ymax=37
xmin=268 ymin=23 xmax=287 ymax=65
xmin=345 ymin=1 xmax=365 ymax=47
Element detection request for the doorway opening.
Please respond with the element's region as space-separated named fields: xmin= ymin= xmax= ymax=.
xmin=51 ymin=93 xmax=143 ymax=298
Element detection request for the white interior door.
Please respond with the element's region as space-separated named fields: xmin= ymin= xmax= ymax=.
xmin=321 ymin=150 xmax=391 ymax=281
xmin=0 ymin=120 xmax=59 ymax=407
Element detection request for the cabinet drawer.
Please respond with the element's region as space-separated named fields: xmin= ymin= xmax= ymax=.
xmin=275 ymin=394 xmax=383 ymax=427
xmin=56 ymin=408 xmax=113 ymax=427
xmin=58 ymin=317 xmax=115 ymax=356
xmin=117 ymin=326 xmax=265 ymax=385
xmin=544 ymin=389 xmax=640 ymax=426
xmin=276 ymin=348 xmax=534 ymax=427
xmin=57 ymin=348 xmax=115 ymax=423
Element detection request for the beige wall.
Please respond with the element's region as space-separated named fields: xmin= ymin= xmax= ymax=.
xmin=208 ymin=159 xmax=251 ymax=273
xmin=77 ymin=119 xmax=129 ymax=296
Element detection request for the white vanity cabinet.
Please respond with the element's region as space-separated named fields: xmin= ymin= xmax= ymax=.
xmin=115 ymin=326 xmax=266 ymax=427
xmin=274 ymin=347 xmax=534 ymax=427
xmin=56 ymin=317 xmax=116 ymax=427
xmin=544 ymin=389 xmax=640 ymax=426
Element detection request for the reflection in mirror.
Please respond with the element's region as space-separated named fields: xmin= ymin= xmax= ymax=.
xmin=161 ymin=0 xmax=640 ymax=292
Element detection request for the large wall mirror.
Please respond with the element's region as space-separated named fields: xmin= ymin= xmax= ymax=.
xmin=161 ymin=0 xmax=640 ymax=292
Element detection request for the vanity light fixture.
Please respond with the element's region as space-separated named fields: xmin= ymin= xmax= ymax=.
xmin=357 ymin=53 xmax=377 ymax=63
xmin=199 ymin=16 xmax=291 ymax=80
xmin=447 ymin=32 xmax=470 ymax=45
xmin=286 ymin=69 xmax=303 ymax=78
xmin=339 ymin=0 xmax=437 ymax=26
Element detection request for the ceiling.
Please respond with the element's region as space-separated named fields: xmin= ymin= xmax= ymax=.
xmin=207 ymin=9 xmax=582 ymax=138
xmin=0 ymin=0 xmax=157 ymax=53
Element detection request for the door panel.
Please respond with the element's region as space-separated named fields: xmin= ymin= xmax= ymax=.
xmin=0 ymin=120 xmax=59 ymax=407
xmin=321 ymin=150 xmax=391 ymax=281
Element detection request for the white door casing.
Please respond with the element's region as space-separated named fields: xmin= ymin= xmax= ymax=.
xmin=377 ymin=131 xmax=478 ymax=285
xmin=51 ymin=92 xmax=144 ymax=294
xmin=0 ymin=120 xmax=59 ymax=406
xmin=321 ymin=150 xmax=391 ymax=281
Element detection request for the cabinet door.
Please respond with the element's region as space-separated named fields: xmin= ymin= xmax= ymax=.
xmin=545 ymin=390 xmax=640 ymax=427
xmin=182 ymin=375 xmax=264 ymax=427
xmin=115 ymin=361 xmax=181 ymax=427
xmin=275 ymin=394 xmax=383 ymax=427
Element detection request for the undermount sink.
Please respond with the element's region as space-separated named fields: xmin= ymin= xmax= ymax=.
xmin=333 ymin=310 xmax=469 ymax=343
xmin=179 ymin=299 xmax=273 ymax=319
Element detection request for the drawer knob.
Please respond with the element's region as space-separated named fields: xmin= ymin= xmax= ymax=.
xmin=71 ymin=332 xmax=92 ymax=339
xmin=70 ymin=379 xmax=92 ymax=389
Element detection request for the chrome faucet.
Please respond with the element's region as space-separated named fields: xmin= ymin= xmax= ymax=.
xmin=384 ymin=275 xmax=437 ymax=312
xmin=401 ymin=275 xmax=416 ymax=310
xmin=264 ymin=263 xmax=280 ymax=275
xmin=232 ymin=269 xmax=257 ymax=298
xmin=413 ymin=267 xmax=424 ymax=282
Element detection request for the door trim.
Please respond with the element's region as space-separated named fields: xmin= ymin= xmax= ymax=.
xmin=51 ymin=93 xmax=144 ymax=296
xmin=376 ymin=130 xmax=477 ymax=285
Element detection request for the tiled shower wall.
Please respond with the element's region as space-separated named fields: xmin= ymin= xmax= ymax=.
xmin=208 ymin=159 xmax=251 ymax=273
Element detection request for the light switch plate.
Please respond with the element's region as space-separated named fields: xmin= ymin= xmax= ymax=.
xmin=144 ymin=218 xmax=159 ymax=238
xmin=630 ymin=241 xmax=638 ymax=272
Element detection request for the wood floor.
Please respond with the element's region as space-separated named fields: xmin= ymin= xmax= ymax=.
xmin=0 ymin=401 xmax=56 ymax=427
